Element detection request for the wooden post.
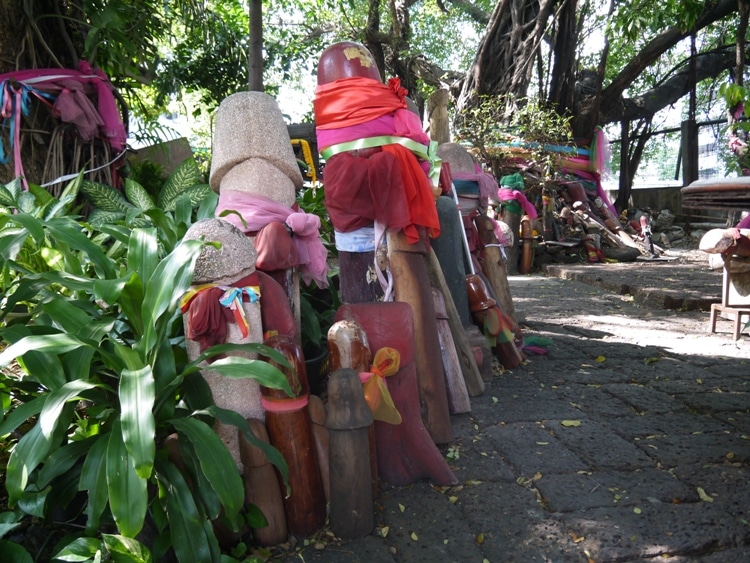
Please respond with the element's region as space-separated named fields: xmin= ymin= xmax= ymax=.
xmin=327 ymin=320 xmax=378 ymax=498
xmin=501 ymin=208 xmax=521 ymax=275
xmin=386 ymin=229 xmax=453 ymax=444
xmin=432 ymin=288 xmax=471 ymax=414
xmin=326 ymin=368 xmax=374 ymax=540
xmin=260 ymin=335 xmax=325 ymax=538
xmin=475 ymin=213 xmax=516 ymax=322
xmin=307 ymin=395 xmax=330 ymax=503
xmin=423 ymin=247 xmax=485 ymax=396
xmin=335 ymin=303 xmax=458 ymax=487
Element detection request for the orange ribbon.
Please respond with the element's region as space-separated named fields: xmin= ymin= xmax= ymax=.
xmin=359 ymin=347 xmax=402 ymax=424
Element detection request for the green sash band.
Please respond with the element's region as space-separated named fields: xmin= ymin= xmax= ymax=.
xmin=321 ymin=136 xmax=442 ymax=188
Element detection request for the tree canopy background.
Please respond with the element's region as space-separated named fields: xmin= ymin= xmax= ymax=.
xmin=1 ymin=0 xmax=748 ymax=203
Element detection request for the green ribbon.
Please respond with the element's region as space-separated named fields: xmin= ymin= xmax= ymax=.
xmin=321 ymin=136 xmax=442 ymax=189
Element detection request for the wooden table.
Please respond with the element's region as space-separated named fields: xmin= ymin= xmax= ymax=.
xmin=681 ymin=176 xmax=750 ymax=210
xmin=682 ymin=177 xmax=750 ymax=339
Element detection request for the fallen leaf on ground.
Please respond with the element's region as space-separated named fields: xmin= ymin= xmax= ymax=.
xmin=697 ymin=487 xmax=714 ymax=502
xmin=561 ymin=420 xmax=582 ymax=427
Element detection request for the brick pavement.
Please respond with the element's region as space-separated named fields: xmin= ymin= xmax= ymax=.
xmin=277 ymin=255 xmax=750 ymax=563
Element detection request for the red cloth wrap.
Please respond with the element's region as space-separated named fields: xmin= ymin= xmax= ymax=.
xmin=183 ymin=271 xmax=296 ymax=354
xmin=314 ymin=76 xmax=407 ymax=130
xmin=323 ymin=147 xmax=440 ymax=244
xmin=323 ymin=150 xmax=410 ymax=234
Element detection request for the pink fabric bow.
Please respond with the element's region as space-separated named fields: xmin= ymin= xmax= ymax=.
xmin=217 ymin=191 xmax=329 ymax=288
xmin=497 ymin=187 xmax=538 ymax=219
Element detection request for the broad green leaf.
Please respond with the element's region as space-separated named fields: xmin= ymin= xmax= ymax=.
xmin=0 ymin=228 xmax=29 ymax=261
xmin=12 ymin=349 xmax=67 ymax=391
xmin=116 ymin=273 xmax=146 ymax=336
xmin=158 ymin=158 xmax=203 ymax=210
xmin=45 ymin=218 xmax=117 ymax=279
xmin=81 ymin=180 xmax=133 ymax=212
xmin=120 ymin=366 xmax=156 ymax=479
xmin=175 ymin=437 xmax=222 ymax=520
xmin=156 ymin=458 xmax=214 ymax=563
xmin=28 ymin=182 xmax=56 ymax=209
xmin=207 ymin=406 xmax=289 ymax=490
xmin=201 ymin=356 xmax=293 ymax=394
xmin=102 ymin=534 xmax=153 ymax=563
xmin=0 ymin=539 xmax=33 ymax=562
xmin=170 ymin=417 xmax=244 ymax=528
xmin=196 ymin=190 xmax=219 ymax=220
xmin=79 ymin=435 xmax=109 ymax=533
xmin=192 ymin=342 xmax=291 ymax=369
xmin=0 ymin=181 xmax=16 ymax=206
xmin=52 ymin=536 xmax=102 ymax=561
xmin=106 ymin=420 xmax=148 ymax=538
xmin=6 ymin=424 xmax=52 ymax=506
xmin=125 ymin=178 xmax=156 ymax=211
xmin=0 ymin=395 xmax=45 ymax=437
xmin=62 ymin=346 xmax=98 ymax=382
xmin=17 ymin=486 xmax=51 ymax=518
xmin=37 ymin=437 xmax=95 ymax=489
xmin=88 ymin=208 xmax=125 ymax=227
xmin=142 ymin=208 xmax=177 ymax=250
xmin=173 ymin=193 xmax=193 ymax=226
xmin=0 ymin=333 xmax=85 ymax=369
xmin=140 ymin=239 xmax=203 ymax=356
xmin=127 ymin=228 xmax=159 ymax=285
xmin=4 ymin=212 xmax=45 ymax=244
xmin=40 ymin=380 xmax=98 ymax=438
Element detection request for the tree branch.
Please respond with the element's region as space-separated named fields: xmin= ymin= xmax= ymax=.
xmin=602 ymin=46 xmax=742 ymax=124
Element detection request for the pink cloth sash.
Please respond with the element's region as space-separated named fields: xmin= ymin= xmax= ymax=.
xmin=216 ymin=191 xmax=329 ymax=288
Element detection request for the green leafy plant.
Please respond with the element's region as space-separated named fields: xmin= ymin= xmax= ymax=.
xmin=0 ymin=176 xmax=292 ymax=562
xmin=455 ymin=94 xmax=575 ymax=180
xmin=81 ymin=157 xmax=217 ymax=242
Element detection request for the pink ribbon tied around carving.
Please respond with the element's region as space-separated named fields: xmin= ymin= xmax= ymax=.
xmin=359 ymin=347 xmax=402 ymax=425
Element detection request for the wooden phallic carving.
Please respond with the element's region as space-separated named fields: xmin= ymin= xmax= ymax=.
xmin=259 ymin=334 xmax=325 ymax=538
xmin=386 ymin=229 xmax=453 ymax=444
xmin=335 ymin=303 xmax=458 ymax=487
xmin=326 ymin=368 xmax=375 ymax=539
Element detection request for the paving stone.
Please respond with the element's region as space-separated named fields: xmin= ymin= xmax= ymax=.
xmin=535 ymin=468 xmax=697 ymax=513
xmin=458 ymin=481 xmax=582 ymax=562
xmin=485 ymin=422 xmax=589 ymax=475
xmin=605 ymin=411 xmax=736 ymax=440
xmin=376 ymin=482 xmax=485 ymax=563
xmin=482 ymin=388 xmax=592 ymax=424
xmin=633 ymin=431 xmax=750 ymax=467
xmin=447 ymin=432 xmax=517 ymax=483
xmin=560 ymin=502 xmax=749 ymax=561
xmin=672 ymin=463 xmax=750 ymax=521
xmin=551 ymin=418 xmax=655 ymax=470
xmin=555 ymin=385 xmax=636 ymax=418
xmin=602 ymin=383 xmax=688 ymax=414
xmin=679 ymin=391 xmax=750 ymax=414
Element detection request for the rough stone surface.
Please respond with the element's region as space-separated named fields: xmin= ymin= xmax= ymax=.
xmin=183 ymin=218 xmax=257 ymax=284
xmin=209 ymin=91 xmax=303 ymax=192
xmin=219 ymin=158 xmax=297 ymax=208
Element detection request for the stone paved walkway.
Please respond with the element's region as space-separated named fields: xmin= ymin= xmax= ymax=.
xmin=278 ymin=252 xmax=750 ymax=563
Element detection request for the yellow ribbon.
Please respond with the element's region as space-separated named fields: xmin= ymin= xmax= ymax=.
xmin=359 ymin=347 xmax=402 ymax=425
